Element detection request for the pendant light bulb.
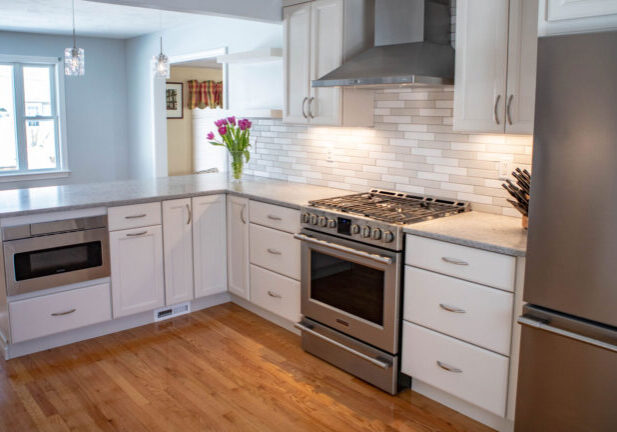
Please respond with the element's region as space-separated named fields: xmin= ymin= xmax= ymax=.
xmin=152 ymin=36 xmax=170 ymax=79
xmin=64 ymin=0 xmax=85 ymax=76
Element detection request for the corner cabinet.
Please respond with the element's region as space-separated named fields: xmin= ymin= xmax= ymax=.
xmin=283 ymin=0 xmax=375 ymax=126
xmin=227 ymin=196 xmax=250 ymax=300
xmin=538 ymin=0 xmax=617 ymax=36
xmin=454 ymin=0 xmax=538 ymax=135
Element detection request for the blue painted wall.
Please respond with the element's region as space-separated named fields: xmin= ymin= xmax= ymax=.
xmin=0 ymin=31 xmax=129 ymax=190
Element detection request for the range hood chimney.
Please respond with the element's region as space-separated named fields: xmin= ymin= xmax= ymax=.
xmin=312 ymin=0 xmax=454 ymax=88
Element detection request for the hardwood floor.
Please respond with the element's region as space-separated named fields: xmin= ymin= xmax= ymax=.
xmin=0 ymin=303 xmax=494 ymax=432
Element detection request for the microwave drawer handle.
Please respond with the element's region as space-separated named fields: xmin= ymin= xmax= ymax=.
xmin=125 ymin=214 xmax=147 ymax=219
xmin=293 ymin=233 xmax=392 ymax=265
xmin=294 ymin=322 xmax=391 ymax=369
xmin=51 ymin=308 xmax=76 ymax=317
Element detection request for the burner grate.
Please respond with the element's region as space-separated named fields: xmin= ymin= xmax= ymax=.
xmin=309 ymin=189 xmax=469 ymax=225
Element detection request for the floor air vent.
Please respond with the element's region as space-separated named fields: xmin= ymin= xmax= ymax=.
xmin=154 ymin=302 xmax=191 ymax=322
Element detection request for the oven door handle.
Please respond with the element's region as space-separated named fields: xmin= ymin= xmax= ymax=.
xmin=294 ymin=322 xmax=392 ymax=369
xmin=293 ymin=233 xmax=393 ymax=265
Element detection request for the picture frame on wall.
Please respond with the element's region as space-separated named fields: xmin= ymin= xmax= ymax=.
xmin=166 ymin=82 xmax=183 ymax=119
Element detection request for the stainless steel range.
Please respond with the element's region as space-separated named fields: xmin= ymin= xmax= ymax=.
xmin=294 ymin=189 xmax=469 ymax=394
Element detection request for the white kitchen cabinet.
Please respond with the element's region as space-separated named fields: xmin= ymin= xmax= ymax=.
xmin=110 ymin=225 xmax=165 ymax=318
xmin=538 ymin=0 xmax=617 ymax=36
xmin=227 ymin=196 xmax=250 ymax=299
xmin=283 ymin=0 xmax=374 ymax=126
xmin=454 ymin=0 xmax=538 ymax=134
xmin=193 ymin=195 xmax=227 ymax=298
xmin=162 ymin=199 xmax=194 ymax=305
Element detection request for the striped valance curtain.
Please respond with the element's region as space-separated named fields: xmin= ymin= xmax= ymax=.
xmin=187 ymin=80 xmax=223 ymax=109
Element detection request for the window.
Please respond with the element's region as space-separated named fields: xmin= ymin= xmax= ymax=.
xmin=0 ymin=56 xmax=68 ymax=179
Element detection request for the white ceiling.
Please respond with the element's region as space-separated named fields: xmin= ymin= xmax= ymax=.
xmin=0 ymin=0 xmax=208 ymax=39
xmin=173 ymin=58 xmax=222 ymax=69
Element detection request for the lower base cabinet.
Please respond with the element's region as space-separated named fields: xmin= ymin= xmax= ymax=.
xmin=401 ymin=321 xmax=509 ymax=417
xmin=9 ymin=282 xmax=112 ymax=343
xmin=250 ymin=265 xmax=300 ymax=323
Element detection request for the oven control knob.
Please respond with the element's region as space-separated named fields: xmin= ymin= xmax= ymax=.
xmin=310 ymin=214 xmax=318 ymax=225
xmin=302 ymin=213 xmax=311 ymax=223
xmin=371 ymin=228 xmax=382 ymax=240
xmin=351 ymin=224 xmax=360 ymax=234
xmin=327 ymin=219 xmax=337 ymax=229
xmin=383 ymin=230 xmax=395 ymax=243
xmin=318 ymin=216 xmax=328 ymax=227
xmin=361 ymin=226 xmax=372 ymax=238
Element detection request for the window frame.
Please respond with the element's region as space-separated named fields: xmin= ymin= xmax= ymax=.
xmin=0 ymin=55 xmax=69 ymax=182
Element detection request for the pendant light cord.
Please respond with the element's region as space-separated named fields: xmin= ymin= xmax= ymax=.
xmin=71 ymin=0 xmax=76 ymax=49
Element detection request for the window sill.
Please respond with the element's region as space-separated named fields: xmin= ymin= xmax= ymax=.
xmin=0 ymin=170 xmax=71 ymax=183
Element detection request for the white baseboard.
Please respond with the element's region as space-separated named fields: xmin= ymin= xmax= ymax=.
xmin=4 ymin=292 xmax=231 ymax=360
xmin=412 ymin=379 xmax=514 ymax=432
xmin=230 ymin=294 xmax=300 ymax=336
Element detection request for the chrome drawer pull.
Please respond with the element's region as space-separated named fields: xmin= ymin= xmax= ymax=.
xmin=267 ymin=291 xmax=282 ymax=298
xmin=267 ymin=248 xmax=282 ymax=255
xmin=126 ymin=231 xmax=148 ymax=237
xmin=186 ymin=204 xmax=192 ymax=225
xmin=441 ymin=257 xmax=469 ymax=266
xmin=439 ymin=303 xmax=466 ymax=314
xmin=125 ymin=214 xmax=146 ymax=219
xmin=494 ymin=94 xmax=501 ymax=125
xmin=267 ymin=214 xmax=282 ymax=221
xmin=437 ymin=360 xmax=462 ymax=373
xmin=51 ymin=308 xmax=76 ymax=317
xmin=294 ymin=322 xmax=392 ymax=370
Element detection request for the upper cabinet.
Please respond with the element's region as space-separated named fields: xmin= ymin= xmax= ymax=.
xmin=538 ymin=0 xmax=617 ymax=36
xmin=283 ymin=0 xmax=375 ymax=126
xmin=454 ymin=0 xmax=538 ymax=135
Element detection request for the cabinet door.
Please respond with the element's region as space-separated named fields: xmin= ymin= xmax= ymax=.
xmin=505 ymin=0 xmax=538 ymax=135
xmin=227 ymin=196 xmax=250 ymax=299
xmin=309 ymin=0 xmax=343 ymax=126
xmin=539 ymin=0 xmax=617 ymax=36
xmin=163 ymin=199 xmax=194 ymax=305
xmin=193 ymin=195 xmax=227 ymax=298
xmin=110 ymin=226 xmax=165 ymax=318
xmin=283 ymin=3 xmax=311 ymax=124
xmin=453 ymin=0 xmax=509 ymax=133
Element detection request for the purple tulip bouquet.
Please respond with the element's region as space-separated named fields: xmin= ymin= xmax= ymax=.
xmin=207 ymin=116 xmax=252 ymax=180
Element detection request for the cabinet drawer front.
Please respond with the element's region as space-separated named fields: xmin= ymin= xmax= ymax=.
xmin=249 ymin=224 xmax=300 ymax=280
xmin=405 ymin=235 xmax=516 ymax=291
xmin=404 ymin=266 xmax=513 ymax=355
xmin=249 ymin=200 xmax=300 ymax=234
xmin=250 ymin=265 xmax=300 ymax=323
xmin=401 ymin=322 xmax=509 ymax=417
xmin=108 ymin=202 xmax=161 ymax=231
xmin=10 ymin=283 xmax=112 ymax=343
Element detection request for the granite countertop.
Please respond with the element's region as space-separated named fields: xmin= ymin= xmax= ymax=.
xmin=403 ymin=211 xmax=527 ymax=256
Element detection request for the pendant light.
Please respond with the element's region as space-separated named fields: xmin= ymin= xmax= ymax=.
xmin=64 ymin=0 xmax=85 ymax=76
xmin=152 ymin=12 xmax=169 ymax=79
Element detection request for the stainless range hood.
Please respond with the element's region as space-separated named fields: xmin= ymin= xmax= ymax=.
xmin=312 ymin=0 xmax=454 ymax=88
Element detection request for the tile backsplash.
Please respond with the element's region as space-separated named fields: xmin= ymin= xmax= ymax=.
xmin=244 ymin=87 xmax=532 ymax=217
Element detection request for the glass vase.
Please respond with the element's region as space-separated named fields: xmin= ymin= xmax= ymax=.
xmin=230 ymin=151 xmax=244 ymax=181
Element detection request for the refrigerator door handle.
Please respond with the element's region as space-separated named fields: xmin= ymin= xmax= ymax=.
xmin=518 ymin=316 xmax=617 ymax=354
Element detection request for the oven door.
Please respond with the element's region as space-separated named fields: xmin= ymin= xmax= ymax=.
xmin=295 ymin=229 xmax=402 ymax=354
xmin=4 ymin=228 xmax=110 ymax=296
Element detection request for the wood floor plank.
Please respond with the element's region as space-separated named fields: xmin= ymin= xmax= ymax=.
xmin=0 ymin=303 xmax=495 ymax=432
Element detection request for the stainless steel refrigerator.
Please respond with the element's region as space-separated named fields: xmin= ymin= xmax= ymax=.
xmin=515 ymin=31 xmax=617 ymax=431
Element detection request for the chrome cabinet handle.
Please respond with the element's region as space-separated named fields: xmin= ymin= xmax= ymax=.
xmin=125 ymin=214 xmax=146 ymax=219
xmin=240 ymin=204 xmax=247 ymax=224
xmin=518 ymin=316 xmax=617 ymax=354
xmin=267 ymin=291 xmax=282 ymax=298
xmin=293 ymin=233 xmax=393 ymax=265
xmin=506 ymin=94 xmax=514 ymax=126
xmin=439 ymin=303 xmax=466 ymax=314
xmin=437 ymin=360 xmax=462 ymax=373
xmin=294 ymin=322 xmax=392 ymax=369
xmin=494 ymin=94 xmax=501 ymax=125
xmin=302 ymin=97 xmax=308 ymax=119
xmin=441 ymin=257 xmax=469 ymax=266
xmin=267 ymin=214 xmax=282 ymax=221
xmin=51 ymin=308 xmax=76 ymax=317
xmin=126 ymin=231 xmax=148 ymax=237
xmin=186 ymin=203 xmax=192 ymax=225
xmin=267 ymin=248 xmax=282 ymax=255
xmin=308 ymin=97 xmax=315 ymax=119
